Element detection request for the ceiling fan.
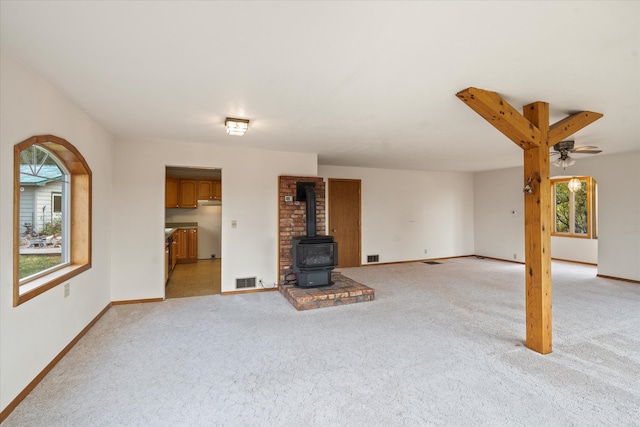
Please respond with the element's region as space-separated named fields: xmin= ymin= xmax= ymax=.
xmin=551 ymin=140 xmax=602 ymax=168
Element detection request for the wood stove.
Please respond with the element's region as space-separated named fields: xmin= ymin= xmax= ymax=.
xmin=292 ymin=182 xmax=338 ymax=287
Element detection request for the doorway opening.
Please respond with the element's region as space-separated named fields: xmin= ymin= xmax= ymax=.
xmin=164 ymin=166 xmax=222 ymax=298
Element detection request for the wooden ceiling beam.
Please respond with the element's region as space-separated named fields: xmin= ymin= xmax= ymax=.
xmin=456 ymin=87 xmax=541 ymax=149
xmin=548 ymin=111 xmax=604 ymax=146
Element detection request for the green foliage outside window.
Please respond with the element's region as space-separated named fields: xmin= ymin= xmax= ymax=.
xmin=553 ymin=178 xmax=592 ymax=237
xmin=574 ymin=181 xmax=588 ymax=234
xmin=555 ymin=182 xmax=570 ymax=233
xmin=42 ymin=216 xmax=62 ymax=236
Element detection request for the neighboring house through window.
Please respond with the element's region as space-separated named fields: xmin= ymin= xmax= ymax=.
xmin=14 ymin=135 xmax=92 ymax=306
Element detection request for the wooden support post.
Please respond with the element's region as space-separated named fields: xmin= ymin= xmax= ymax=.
xmin=523 ymin=102 xmax=552 ymax=354
xmin=456 ymin=87 xmax=602 ymax=355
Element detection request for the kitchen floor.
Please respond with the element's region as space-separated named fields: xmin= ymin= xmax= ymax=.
xmin=165 ymin=259 xmax=221 ymax=298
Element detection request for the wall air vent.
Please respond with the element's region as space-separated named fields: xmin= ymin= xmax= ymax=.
xmin=236 ymin=277 xmax=256 ymax=289
xmin=367 ymin=255 xmax=379 ymax=263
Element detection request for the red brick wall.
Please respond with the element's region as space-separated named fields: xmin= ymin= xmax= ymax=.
xmin=278 ymin=176 xmax=326 ymax=283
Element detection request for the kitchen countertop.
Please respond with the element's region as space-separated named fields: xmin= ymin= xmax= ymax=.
xmin=165 ymin=222 xmax=198 ymax=228
xmin=165 ymin=222 xmax=198 ymax=239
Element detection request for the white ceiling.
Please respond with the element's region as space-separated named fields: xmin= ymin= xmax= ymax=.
xmin=1 ymin=1 xmax=638 ymax=172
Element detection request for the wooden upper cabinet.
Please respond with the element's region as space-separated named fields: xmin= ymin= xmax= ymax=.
xmin=179 ymin=180 xmax=197 ymax=208
xmin=198 ymin=180 xmax=213 ymax=200
xmin=166 ymin=177 xmax=220 ymax=208
xmin=212 ymin=180 xmax=221 ymax=200
xmin=197 ymin=179 xmax=221 ymax=200
xmin=165 ymin=178 xmax=179 ymax=208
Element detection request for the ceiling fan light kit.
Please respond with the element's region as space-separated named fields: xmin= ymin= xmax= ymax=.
xmin=553 ymin=156 xmax=576 ymax=168
xmin=551 ymin=140 xmax=602 ymax=168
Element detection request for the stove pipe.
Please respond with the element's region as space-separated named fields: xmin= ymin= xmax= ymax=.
xmin=296 ymin=182 xmax=317 ymax=237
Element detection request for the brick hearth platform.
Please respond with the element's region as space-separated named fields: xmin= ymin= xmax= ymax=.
xmin=279 ymin=272 xmax=375 ymax=311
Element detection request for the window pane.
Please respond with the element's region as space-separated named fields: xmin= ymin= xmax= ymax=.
xmin=52 ymin=192 xmax=62 ymax=213
xmin=574 ymin=181 xmax=588 ymax=234
xmin=555 ymin=182 xmax=570 ymax=233
xmin=19 ymin=145 xmax=67 ymax=280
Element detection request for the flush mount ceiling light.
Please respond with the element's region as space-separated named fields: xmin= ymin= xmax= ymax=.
xmin=225 ymin=118 xmax=249 ymax=136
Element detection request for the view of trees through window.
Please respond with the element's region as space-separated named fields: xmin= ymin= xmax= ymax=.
xmin=553 ymin=177 xmax=594 ymax=238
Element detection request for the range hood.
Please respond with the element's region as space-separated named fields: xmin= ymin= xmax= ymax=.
xmin=198 ymin=199 xmax=221 ymax=206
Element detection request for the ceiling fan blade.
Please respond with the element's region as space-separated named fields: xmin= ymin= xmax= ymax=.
xmin=571 ymin=146 xmax=599 ymax=152
xmin=574 ymin=149 xmax=603 ymax=154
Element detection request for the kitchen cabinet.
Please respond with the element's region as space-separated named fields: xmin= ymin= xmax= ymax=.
xmin=171 ymin=238 xmax=178 ymax=270
xmin=175 ymin=228 xmax=197 ymax=263
xmin=174 ymin=229 xmax=186 ymax=259
xmin=165 ymin=178 xmax=179 ymax=208
xmin=179 ymin=180 xmax=197 ymax=208
xmin=166 ymin=178 xmax=220 ymax=208
xmin=197 ymin=179 xmax=221 ymax=201
xmin=165 ymin=243 xmax=170 ymax=284
xmin=198 ymin=180 xmax=213 ymax=200
xmin=187 ymin=228 xmax=198 ymax=260
xmin=212 ymin=180 xmax=221 ymax=200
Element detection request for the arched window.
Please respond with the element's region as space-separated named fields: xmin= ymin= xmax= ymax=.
xmin=14 ymin=135 xmax=92 ymax=306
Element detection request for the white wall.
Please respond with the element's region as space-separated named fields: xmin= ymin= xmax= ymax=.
xmin=551 ymin=236 xmax=598 ymax=265
xmin=474 ymin=151 xmax=640 ymax=281
xmin=0 ymin=50 xmax=114 ymax=412
xmin=318 ymin=165 xmax=475 ymax=263
xmin=474 ymin=166 xmax=526 ymax=262
xmin=166 ymin=206 xmax=222 ymax=259
xmin=566 ymin=151 xmax=640 ymax=280
xmin=110 ymin=139 xmax=317 ymax=299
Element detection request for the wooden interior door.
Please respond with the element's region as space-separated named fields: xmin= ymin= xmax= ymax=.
xmin=328 ymin=179 xmax=361 ymax=268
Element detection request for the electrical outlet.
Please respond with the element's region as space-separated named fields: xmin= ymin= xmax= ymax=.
xmin=211 ymin=254 xmax=215 ymax=259
xmin=64 ymin=283 xmax=70 ymax=298
xmin=424 ymin=249 xmax=428 ymax=254
xmin=513 ymin=253 xmax=517 ymax=260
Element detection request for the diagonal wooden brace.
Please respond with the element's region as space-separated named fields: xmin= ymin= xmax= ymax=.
xmin=456 ymin=87 xmax=541 ymax=149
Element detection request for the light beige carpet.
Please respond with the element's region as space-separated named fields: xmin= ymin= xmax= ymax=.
xmin=4 ymin=258 xmax=639 ymax=426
